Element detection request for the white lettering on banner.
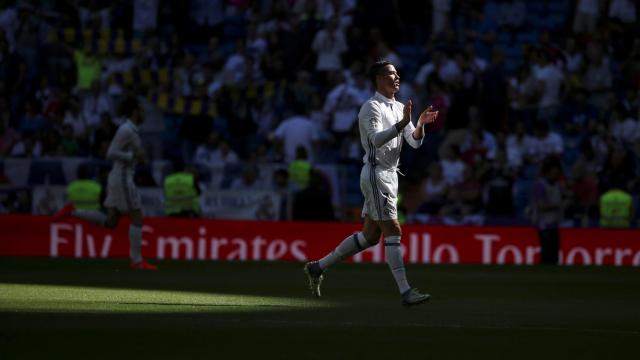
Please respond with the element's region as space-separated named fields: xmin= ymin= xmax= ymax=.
xmin=266 ymin=240 xmax=287 ymax=260
xmin=210 ymin=238 xmax=228 ymax=259
xmin=228 ymin=238 xmax=248 ymax=260
xmin=420 ymin=233 xmax=430 ymax=263
xmin=614 ymin=248 xmax=632 ymax=266
xmin=157 ymin=236 xmax=194 ymax=259
xmin=496 ymin=245 xmax=523 ymax=265
xmin=632 ymin=251 xmax=640 ymax=266
xmin=75 ymin=224 xmax=83 ymax=258
xmin=475 ymin=234 xmax=500 ymax=264
xmin=565 ymin=247 xmax=592 ymax=265
xmin=595 ymin=248 xmax=613 ymax=265
xmin=290 ymin=240 xmax=307 ymax=261
xmin=252 ymin=236 xmax=267 ymax=260
xmin=49 ymin=223 xmax=113 ymax=258
xmin=50 ymin=223 xmax=72 ymax=257
xmin=433 ymin=243 xmax=460 ymax=264
xmin=526 ymin=246 xmax=540 ymax=264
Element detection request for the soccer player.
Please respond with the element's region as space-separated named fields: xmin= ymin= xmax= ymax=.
xmin=54 ymin=96 xmax=157 ymax=270
xmin=304 ymin=60 xmax=438 ymax=306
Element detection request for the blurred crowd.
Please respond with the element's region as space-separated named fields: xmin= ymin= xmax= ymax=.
xmin=0 ymin=0 xmax=639 ymax=226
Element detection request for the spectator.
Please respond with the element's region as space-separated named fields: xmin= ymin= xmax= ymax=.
xmin=533 ymin=51 xmax=565 ymax=122
xmin=567 ymin=161 xmax=599 ymax=227
xmin=440 ymin=144 xmax=465 ymax=185
xmin=311 ymin=18 xmax=347 ymax=74
xmin=505 ymin=120 xmax=535 ymax=171
xmin=323 ymin=71 xmax=365 ymax=139
xmin=418 ymin=162 xmax=448 ymax=216
xmin=532 ymin=156 xmax=567 ymax=265
xmin=530 ymin=121 xmax=564 ymax=162
xmin=288 ymin=146 xmax=311 ymax=189
xmin=271 ymin=103 xmax=319 ymax=163
xmin=0 ymin=115 xmax=19 ymax=157
xmin=573 ymin=0 xmax=600 ymax=34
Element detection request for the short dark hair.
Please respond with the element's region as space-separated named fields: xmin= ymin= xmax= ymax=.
xmin=368 ymin=60 xmax=393 ymax=86
xmin=118 ymin=96 xmax=140 ymax=118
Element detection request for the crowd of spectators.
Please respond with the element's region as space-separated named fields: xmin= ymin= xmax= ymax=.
xmin=1 ymin=0 xmax=639 ymax=226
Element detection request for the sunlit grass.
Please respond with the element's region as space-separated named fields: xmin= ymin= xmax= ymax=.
xmin=0 ymin=283 xmax=338 ymax=313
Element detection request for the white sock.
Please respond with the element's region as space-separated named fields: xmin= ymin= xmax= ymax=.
xmin=129 ymin=224 xmax=143 ymax=263
xmin=318 ymin=232 xmax=372 ymax=270
xmin=72 ymin=209 xmax=106 ymax=226
xmin=385 ymin=235 xmax=411 ymax=294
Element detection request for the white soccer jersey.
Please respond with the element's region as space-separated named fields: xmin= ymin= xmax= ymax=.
xmin=357 ymin=92 xmax=424 ymax=220
xmin=104 ymin=119 xmax=142 ymax=212
xmin=358 ymin=92 xmax=423 ymax=170
xmin=106 ymin=119 xmax=142 ymax=177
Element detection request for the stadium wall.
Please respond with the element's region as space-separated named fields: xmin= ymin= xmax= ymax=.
xmin=1 ymin=215 xmax=639 ymax=266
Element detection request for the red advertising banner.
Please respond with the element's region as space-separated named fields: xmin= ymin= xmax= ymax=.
xmin=1 ymin=215 xmax=639 ymax=266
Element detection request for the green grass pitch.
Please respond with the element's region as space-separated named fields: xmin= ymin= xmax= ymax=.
xmin=1 ymin=258 xmax=639 ymax=359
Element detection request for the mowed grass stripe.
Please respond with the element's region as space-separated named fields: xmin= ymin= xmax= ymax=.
xmin=0 ymin=283 xmax=336 ymax=313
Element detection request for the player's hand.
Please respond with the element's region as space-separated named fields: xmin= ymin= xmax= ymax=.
xmin=399 ymin=99 xmax=412 ymax=129
xmin=418 ymin=106 xmax=439 ymax=126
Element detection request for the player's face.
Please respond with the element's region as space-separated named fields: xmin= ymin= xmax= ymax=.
xmin=378 ymin=64 xmax=400 ymax=94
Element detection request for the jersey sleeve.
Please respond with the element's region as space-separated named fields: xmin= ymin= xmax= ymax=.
xmin=359 ymin=101 xmax=399 ymax=148
xmin=403 ymin=119 xmax=424 ymax=149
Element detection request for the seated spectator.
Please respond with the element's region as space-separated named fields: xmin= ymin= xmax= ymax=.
xmin=440 ymin=165 xmax=482 ymax=220
xmin=288 ymin=146 xmax=311 ymax=189
xmin=0 ymin=117 xmax=20 ymax=157
xmin=483 ymin=148 xmax=515 ymax=216
xmin=529 ymin=121 xmax=564 ymax=162
xmin=566 ymin=161 xmax=599 ymax=226
xmin=418 ymin=162 xmax=448 ymax=215
xmin=440 ymin=144 xmax=465 ymax=185
xmin=505 ymin=120 xmax=535 ymax=170
xmin=10 ymin=132 xmax=42 ymax=158
xmin=230 ymin=165 xmax=264 ymax=190
xmin=19 ymin=99 xmax=48 ymax=133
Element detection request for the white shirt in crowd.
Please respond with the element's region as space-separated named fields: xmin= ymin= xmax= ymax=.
xmin=608 ymin=0 xmax=636 ymax=23
xmin=133 ymin=0 xmax=158 ymax=32
xmin=534 ymin=63 xmax=564 ymax=107
xmin=311 ymin=28 xmax=347 ymax=71
xmin=576 ymin=0 xmax=600 ymax=16
xmin=273 ymin=115 xmax=319 ymax=163
xmin=530 ymin=132 xmax=564 ymax=160
xmin=440 ymin=158 xmax=465 ymax=185
xmin=505 ymin=133 xmax=536 ymax=169
xmin=323 ymin=82 xmax=367 ymax=133
xmin=611 ymin=117 xmax=640 ymax=145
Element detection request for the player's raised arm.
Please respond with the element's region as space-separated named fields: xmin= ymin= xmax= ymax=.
xmin=410 ymin=105 xmax=439 ymax=140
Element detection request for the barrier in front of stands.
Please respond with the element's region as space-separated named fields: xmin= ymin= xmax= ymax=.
xmin=1 ymin=215 xmax=639 ymax=266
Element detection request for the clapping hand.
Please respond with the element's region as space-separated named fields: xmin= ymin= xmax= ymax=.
xmin=418 ymin=106 xmax=439 ymax=126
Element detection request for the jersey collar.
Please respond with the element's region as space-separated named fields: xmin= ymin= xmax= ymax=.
xmin=374 ymin=91 xmax=395 ymax=105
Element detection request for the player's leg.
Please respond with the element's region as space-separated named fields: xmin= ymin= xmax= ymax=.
xmin=317 ymin=216 xmax=380 ymax=270
xmin=378 ymin=218 xmax=430 ymax=305
xmin=304 ymin=218 xmax=379 ymax=298
xmin=103 ymin=206 xmax=120 ymax=228
xmin=54 ymin=202 xmax=107 ymax=226
xmin=126 ymin=208 xmax=157 ymax=270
